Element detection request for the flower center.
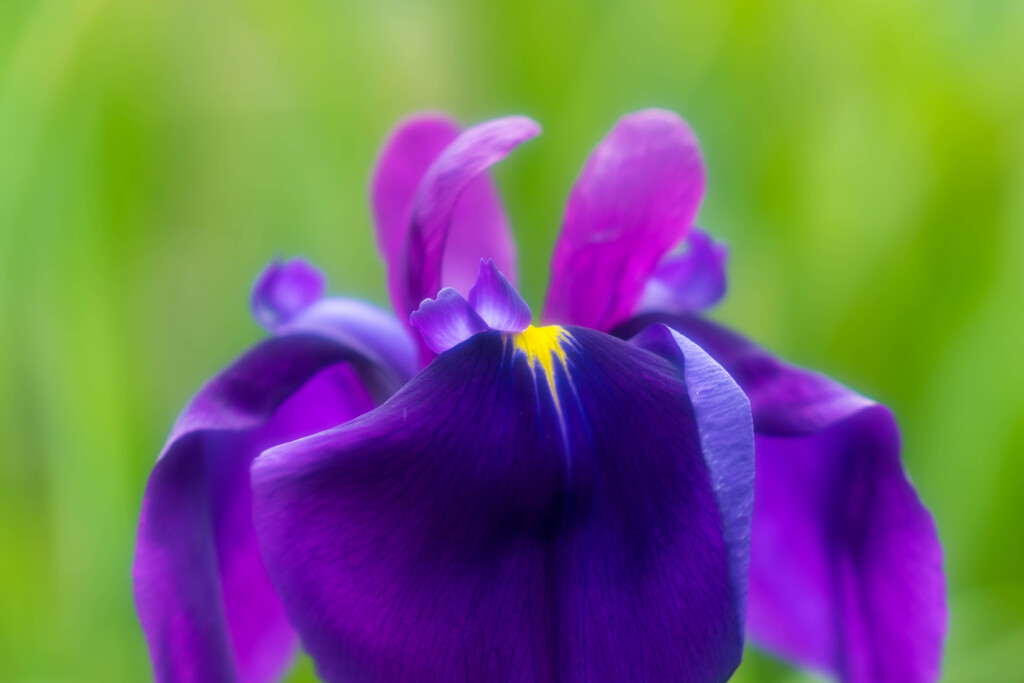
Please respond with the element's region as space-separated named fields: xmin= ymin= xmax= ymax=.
xmin=505 ymin=325 xmax=574 ymax=409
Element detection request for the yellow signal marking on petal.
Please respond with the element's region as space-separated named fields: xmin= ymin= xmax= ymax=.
xmin=506 ymin=325 xmax=574 ymax=411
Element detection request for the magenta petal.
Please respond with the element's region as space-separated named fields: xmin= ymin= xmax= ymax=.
xmin=621 ymin=315 xmax=947 ymax=682
xmin=401 ymin=116 xmax=540 ymax=319
xmin=372 ymin=114 xmax=520 ymax=312
xmin=636 ymin=228 xmax=729 ymax=315
xmin=544 ymin=109 xmax=706 ymax=331
xmin=251 ymin=258 xmax=327 ymax=331
xmin=440 ymin=164 xmax=518 ymax=297
xmin=410 ymin=288 xmax=489 ymax=354
xmin=468 ymin=259 xmax=532 ymax=332
xmin=253 ymin=327 xmax=749 ymax=682
xmin=133 ymin=336 xmax=377 ymax=683
xmin=371 ymin=114 xmax=460 ymax=269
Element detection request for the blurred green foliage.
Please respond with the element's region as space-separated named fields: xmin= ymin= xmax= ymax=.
xmin=0 ymin=0 xmax=1022 ymax=680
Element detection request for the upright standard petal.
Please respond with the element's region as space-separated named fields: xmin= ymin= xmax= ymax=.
xmin=372 ymin=114 xmax=521 ymax=312
xmin=620 ymin=314 xmax=947 ymax=683
xmin=253 ymin=326 xmax=753 ymax=683
xmin=400 ymin=115 xmax=540 ymax=320
xmin=370 ymin=114 xmax=460 ymax=268
xmin=544 ymin=109 xmax=706 ymax=331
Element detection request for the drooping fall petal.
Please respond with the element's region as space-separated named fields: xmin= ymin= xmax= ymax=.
xmin=134 ymin=263 xmax=416 ymax=683
xmin=619 ymin=314 xmax=947 ymax=683
xmin=253 ymin=325 xmax=753 ymax=683
xmin=134 ymin=338 xmax=373 ymax=683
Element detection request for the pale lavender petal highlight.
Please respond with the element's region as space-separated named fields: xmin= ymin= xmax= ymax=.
xmin=251 ymin=258 xmax=326 ymax=330
xmin=618 ymin=314 xmax=947 ymax=683
xmin=279 ymin=298 xmax=418 ymax=391
xmin=409 ymin=288 xmax=488 ymax=354
xmin=401 ymin=116 xmax=540 ymax=319
xmin=636 ymin=228 xmax=729 ymax=315
xmin=468 ymin=259 xmax=531 ymax=332
xmin=631 ymin=324 xmax=755 ymax=628
xmin=544 ymin=109 xmax=706 ymax=331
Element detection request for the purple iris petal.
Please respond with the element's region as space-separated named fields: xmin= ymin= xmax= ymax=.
xmin=409 ymin=288 xmax=488 ymax=354
xmin=636 ymin=228 xmax=729 ymax=315
xmin=620 ymin=314 xmax=947 ymax=682
xmin=279 ymin=297 xmax=418 ymax=391
xmin=468 ymin=258 xmax=532 ymax=332
xmin=631 ymin=324 xmax=755 ymax=627
xmin=135 ymin=260 xmax=418 ymax=682
xmin=371 ymin=114 xmax=522 ymax=315
xmin=251 ymin=258 xmax=327 ymax=330
xmin=544 ymin=109 xmax=706 ymax=332
xmin=401 ymin=116 xmax=540 ymax=321
xmin=133 ymin=336 xmax=375 ymax=683
xmin=371 ymin=114 xmax=460 ymax=269
xmin=252 ymin=326 xmax=753 ymax=682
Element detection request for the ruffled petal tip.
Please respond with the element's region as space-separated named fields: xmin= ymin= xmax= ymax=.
xmin=412 ymin=260 xmax=531 ymax=354
xmin=409 ymin=288 xmax=488 ymax=354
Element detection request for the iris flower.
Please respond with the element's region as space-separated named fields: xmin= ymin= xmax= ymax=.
xmin=134 ymin=110 xmax=946 ymax=683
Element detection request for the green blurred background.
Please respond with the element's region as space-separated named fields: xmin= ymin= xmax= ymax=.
xmin=1 ymin=0 xmax=1021 ymax=680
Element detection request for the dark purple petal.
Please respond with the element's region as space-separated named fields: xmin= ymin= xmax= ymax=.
xmin=409 ymin=288 xmax=488 ymax=354
xmin=636 ymin=229 xmax=729 ymax=316
xmin=631 ymin=324 xmax=754 ymax=627
xmin=253 ymin=326 xmax=751 ymax=683
xmin=401 ymin=116 xmax=540 ymax=319
xmin=544 ymin=109 xmax=706 ymax=331
xmin=134 ymin=335 xmax=378 ymax=683
xmin=468 ymin=258 xmax=532 ymax=332
xmin=619 ymin=314 xmax=947 ymax=682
